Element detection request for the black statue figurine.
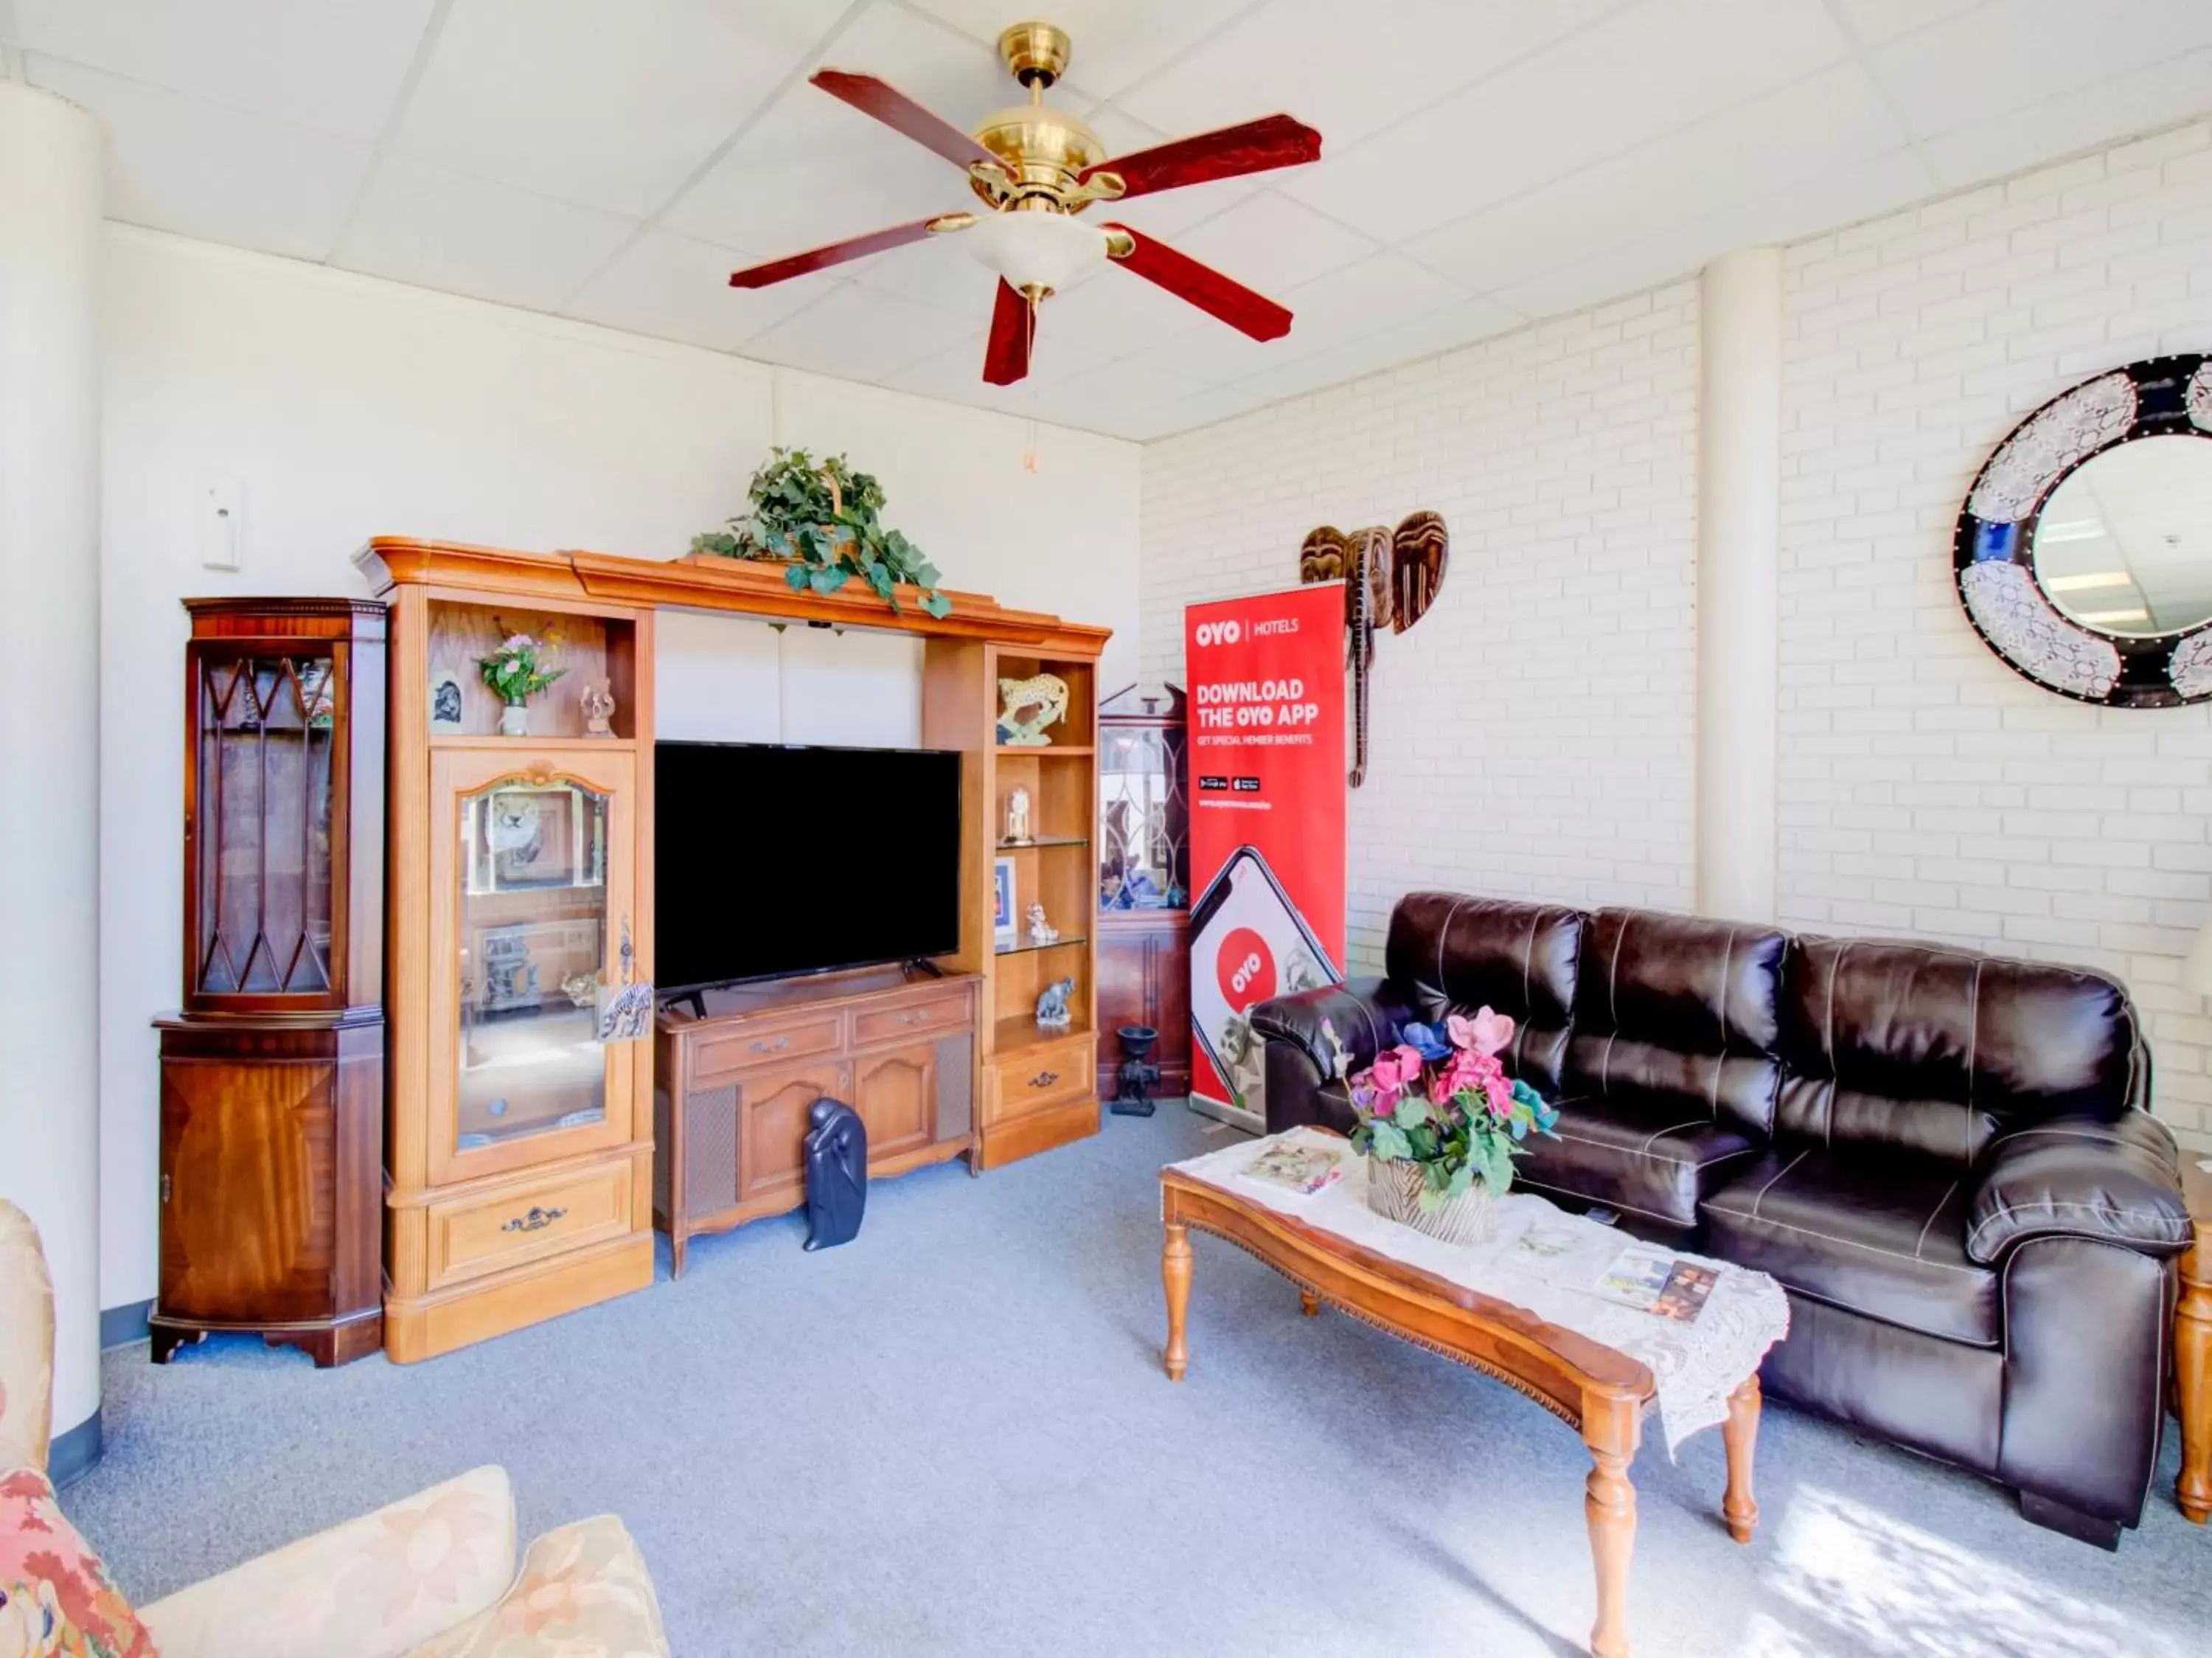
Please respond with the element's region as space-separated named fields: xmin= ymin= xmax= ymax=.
xmin=1110 ymin=1024 xmax=1161 ymax=1118
xmin=803 ymin=1097 xmax=868 ymax=1249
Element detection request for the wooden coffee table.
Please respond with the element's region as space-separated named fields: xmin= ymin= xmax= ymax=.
xmin=1160 ymin=1164 xmax=1760 ymax=1658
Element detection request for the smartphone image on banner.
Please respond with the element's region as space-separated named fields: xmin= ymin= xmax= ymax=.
xmin=1188 ymin=845 xmax=1343 ymax=1114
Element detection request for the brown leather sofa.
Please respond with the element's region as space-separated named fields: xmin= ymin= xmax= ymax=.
xmin=1253 ymin=891 xmax=2194 ymax=1547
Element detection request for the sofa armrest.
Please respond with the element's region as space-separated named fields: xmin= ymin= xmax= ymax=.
xmin=405 ymin=1516 xmax=669 ymax=1657
xmin=139 ymin=1466 xmax=518 ymax=1658
xmin=1964 ymin=1110 xmax=2191 ymax=1266
xmin=1248 ymin=977 xmax=1406 ymax=1081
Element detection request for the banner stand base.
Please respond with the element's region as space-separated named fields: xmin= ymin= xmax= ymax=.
xmin=1186 ymin=1092 xmax=1264 ymax=1137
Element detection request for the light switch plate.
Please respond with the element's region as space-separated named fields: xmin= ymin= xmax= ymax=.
xmin=199 ymin=474 xmax=243 ymax=570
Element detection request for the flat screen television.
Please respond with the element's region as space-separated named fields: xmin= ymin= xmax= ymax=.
xmin=654 ymin=741 xmax=963 ymax=994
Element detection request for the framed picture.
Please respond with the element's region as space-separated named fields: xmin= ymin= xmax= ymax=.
xmin=992 ymin=856 xmax=1018 ymax=951
xmin=430 ymin=669 xmax=465 ymax=733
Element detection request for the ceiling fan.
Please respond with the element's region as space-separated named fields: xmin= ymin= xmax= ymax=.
xmin=727 ymin=20 xmax=1323 ymax=386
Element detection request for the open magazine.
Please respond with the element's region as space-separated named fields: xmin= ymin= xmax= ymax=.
xmin=1239 ymin=1137 xmax=1349 ymax=1197
xmin=1593 ymin=1242 xmax=1718 ymax=1323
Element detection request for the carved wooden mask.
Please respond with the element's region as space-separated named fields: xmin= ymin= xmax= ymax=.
xmin=1298 ymin=525 xmax=1349 ymax=585
xmin=1391 ymin=510 xmax=1448 ymax=633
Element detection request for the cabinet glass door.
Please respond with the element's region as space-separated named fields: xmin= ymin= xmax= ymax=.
xmin=430 ymin=749 xmax=635 ymax=1183
xmin=192 ymin=648 xmax=339 ymax=999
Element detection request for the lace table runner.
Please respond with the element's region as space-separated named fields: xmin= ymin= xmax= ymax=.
xmin=1166 ymin=1128 xmax=1791 ymax=1454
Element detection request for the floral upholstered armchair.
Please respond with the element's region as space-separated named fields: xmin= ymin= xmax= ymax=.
xmin=0 ymin=1199 xmax=672 ymax=1657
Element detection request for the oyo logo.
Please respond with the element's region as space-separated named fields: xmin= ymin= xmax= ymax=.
xmin=1217 ymin=926 xmax=1276 ymax=1012
xmin=1193 ymin=620 xmax=1242 ymax=648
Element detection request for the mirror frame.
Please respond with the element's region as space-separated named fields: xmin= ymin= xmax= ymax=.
xmin=1952 ymin=352 xmax=2212 ymax=708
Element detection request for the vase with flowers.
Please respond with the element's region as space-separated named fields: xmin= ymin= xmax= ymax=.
xmin=479 ymin=632 xmax=565 ymax=736
xmin=1346 ymin=1007 xmax=1560 ymax=1245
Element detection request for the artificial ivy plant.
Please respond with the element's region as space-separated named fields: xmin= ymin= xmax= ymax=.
xmin=692 ymin=448 xmax=950 ymax=618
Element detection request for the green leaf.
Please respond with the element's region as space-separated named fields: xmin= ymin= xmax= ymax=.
xmin=1392 ymin=1095 xmax=1430 ymax=1130
xmin=810 ymin=565 xmax=846 ymax=594
xmin=1445 ymin=1162 xmax=1475 ymax=1199
xmin=783 ymin=562 xmax=811 ymax=592
xmin=920 ymin=591 xmax=952 ymax=619
xmin=1368 ymin=1120 xmax=1413 ymax=1162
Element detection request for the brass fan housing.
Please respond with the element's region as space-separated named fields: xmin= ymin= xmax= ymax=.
xmin=970 ymin=105 xmax=1106 ymax=206
xmin=998 ymin=21 xmax=1071 ymax=86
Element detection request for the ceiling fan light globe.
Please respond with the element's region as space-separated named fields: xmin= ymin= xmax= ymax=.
xmin=965 ymin=212 xmax=1107 ymax=295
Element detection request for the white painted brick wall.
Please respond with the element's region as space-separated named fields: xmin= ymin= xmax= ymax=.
xmin=1780 ymin=121 xmax=2212 ymax=1149
xmin=1141 ymin=285 xmax=1700 ymax=974
xmin=1141 ymin=120 xmax=2212 ymax=1149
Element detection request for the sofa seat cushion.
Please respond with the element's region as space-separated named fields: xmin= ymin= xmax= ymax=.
xmin=407 ymin=1516 xmax=670 ymax=1658
xmin=0 ymin=1463 xmax=156 ymax=1658
xmin=1515 ymin=1093 xmax=1762 ymax=1231
xmin=1702 ymin=1150 xmax=1998 ymax=1347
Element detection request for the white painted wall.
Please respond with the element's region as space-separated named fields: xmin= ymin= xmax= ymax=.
xmin=1138 ymin=120 xmax=2212 ymax=1151
xmin=100 ymin=226 xmax=1140 ymax=1308
xmin=1141 ymin=285 xmax=1702 ymax=968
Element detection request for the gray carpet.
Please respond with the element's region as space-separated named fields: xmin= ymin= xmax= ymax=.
xmin=64 ymin=1108 xmax=2212 ymax=1657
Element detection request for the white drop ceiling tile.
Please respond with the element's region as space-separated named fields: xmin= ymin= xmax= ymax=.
xmin=13 ymin=0 xmax=435 ymax=142
xmin=664 ymin=3 xmax=1003 ymax=266
xmin=905 ymin=0 xmax=1256 ymax=103
xmin=27 ymin=55 xmax=373 ymax=262
xmin=1280 ymin=0 xmax=1854 ymax=242
xmin=1407 ymin=63 xmax=1907 ymax=294
xmin=1490 ymin=147 xmax=1930 ymax=318
xmin=845 ymin=229 xmax=1008 ymax=320
xmin=336 ymin=154 xmax=639 ymax=313
xmin=1117 ymin=0 xmax=1626 ymax=153
xmin=1827 ymin=0 xmax=1983 ymax=49
xmin=1020 ymin=358 xmax=1213 ymax=430
xmin=877 ymin=334 xmax=1047 ymax=415
xmin=394 ymin=0 xmax=825 ymax=218
xmin=1164 ymin=190 xmax=1381 ymax=296
xmin=1117 ymin=384 xmax=1279 ymax=440
xmin=740 ymin=281 xmax=981 ymax=382
xmin=1871 ymin=0 xmax=2212 ymax=142
xmin=1040 ymin=260 xmax=1222 ymax=361
xmin=1919 ymin=44 xmax=2212 ymax=192
xmin=563 ymin=228 xmax=827 ymax=350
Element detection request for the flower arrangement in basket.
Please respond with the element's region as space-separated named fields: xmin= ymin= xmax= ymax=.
xmin=1348 ymin=1007 xmax=1559 ymax=1245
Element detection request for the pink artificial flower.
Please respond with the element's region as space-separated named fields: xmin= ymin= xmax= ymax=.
xmin=1388 ymin=1043 xmax=1425 ymax=1078
xmin=1448 ymin=1005 xmax=1514 ymax=1058
xmin=1484 ymin=1071 xmax=1516 ymax=1118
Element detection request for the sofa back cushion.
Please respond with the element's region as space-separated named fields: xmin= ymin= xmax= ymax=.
xmin=1563 ymin=908 xmax=1788 ymax=1134
xmin=1778 ymin=937 xmax=2140 ymax=1164
xmin=1385 ymin=892 xmax=1582 ymax=1095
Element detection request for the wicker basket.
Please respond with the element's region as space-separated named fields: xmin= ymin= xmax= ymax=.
xmin=1364 ymin=1156 xmax=1498 ymax=1246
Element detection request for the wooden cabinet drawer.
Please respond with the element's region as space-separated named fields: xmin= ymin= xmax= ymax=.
xmin=984 ymin=1035 xmax=1094 ymax=1125
xmin=853 ymin=990 xmax=971 ymax=1049
xmin=695 ymin=1013 xmax=844 ymax=1079
xmin=426 ymin=1159 xmax=634 ymax=1291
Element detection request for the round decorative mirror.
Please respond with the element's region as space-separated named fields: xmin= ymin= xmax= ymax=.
xmin=1953 ymin=353 xmax=2212 ymax=707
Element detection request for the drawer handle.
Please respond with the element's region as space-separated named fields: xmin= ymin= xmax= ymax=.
xmin=502 ymin=1206 xmax=566 ymax=1234
xmin=901 ymin=1009 xmax=930 ymax=1024
xmin=1029 ymin=1069 xmax=1060 ymax=1089
xmin=751 ymin=1035 xmax=791 ymax=1053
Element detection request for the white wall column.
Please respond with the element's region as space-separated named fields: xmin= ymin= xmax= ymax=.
xmin=0 ymin=84 xmax=104 ymax=1477
xmin=1695 ymin=247 xmax=1783 ymax=923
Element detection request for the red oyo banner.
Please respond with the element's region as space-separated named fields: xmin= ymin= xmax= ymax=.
xmin=1185 ymin=585 xmax=1347 ymax=1128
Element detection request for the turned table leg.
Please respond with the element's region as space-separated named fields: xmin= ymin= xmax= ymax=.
xmin=2179 ymin=1223 xmax=2211 ymax=1524
xmin=1723 ymin=1376 xmax=1761 ymax=1543
xmin=1300 ymin=1288 xmax=1321 ymax=1317
xmin=1163 ymin=1221 xmax=1192 ymax=1382
xmin=1582 ymin=1396 xmax=1640 ymax=1658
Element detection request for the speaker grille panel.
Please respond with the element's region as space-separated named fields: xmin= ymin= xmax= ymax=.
xmin=935 ymin=1034 xmax=973 ymax=1140
xmin=684 ymin=1083 xmax=740 ymax=1219
xmin=653 ymin=1088 xmax=673 ymax=1219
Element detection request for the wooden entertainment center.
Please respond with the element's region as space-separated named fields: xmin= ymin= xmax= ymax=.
xmin=355 ymin=537 xmax=1108 ymax=1356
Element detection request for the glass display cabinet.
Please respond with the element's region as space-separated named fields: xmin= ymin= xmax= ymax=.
xmin=154 ymin=598 xmax=387 ymax=1367
xmin=1096 ymin=685 xmax=1191 ymax=1100
xmin=358 ymin=537 xmax=655 ymax=1364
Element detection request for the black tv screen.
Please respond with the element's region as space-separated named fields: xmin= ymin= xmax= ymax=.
xmin=654 ymin=742 xmax=963 ymax=993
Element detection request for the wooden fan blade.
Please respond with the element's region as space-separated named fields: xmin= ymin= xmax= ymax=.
xmin=983 ymin=280 xmax=1032 ymax=386
xmin=812 ymin=70 xmax=1009 ymax=176
xmin=1102 ymin=224 xmax=1291 ymax=341
xmin=1084 ymin=113 xmax=1320 ymax=200
xmin=728 ymin=216 xmax=947 ymax=288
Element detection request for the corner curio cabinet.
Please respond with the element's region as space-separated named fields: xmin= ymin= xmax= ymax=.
xmin=154 ymin=598 xmax=388 ymax=1367
xmin=358 ymin=539 xmax=655 ymax=1364
xmin=1095 ymin=684 xmax=1191 ymax=1099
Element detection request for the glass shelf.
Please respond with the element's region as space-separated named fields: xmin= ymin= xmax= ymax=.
xmin=996 ymin=744 xmax=1093 ymax=757
xmin=997 ymin=836 xmax=1091 ymax=850
xmin=993 ymin=932 xmax=1090 ymax=958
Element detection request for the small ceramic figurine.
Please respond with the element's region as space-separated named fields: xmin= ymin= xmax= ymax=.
xmin=580 ymin=679 xmax=616 ymax=738
xmin=1035 ymin=976 xmax=1076 ymax=1030
xmin=996 ymin=673 xmax=1071 ymax=746
xmin=1004 ymin=785 xmax=1033 ymax=844
xmin=1026 ymin=901 xmax=1058 ymax=946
